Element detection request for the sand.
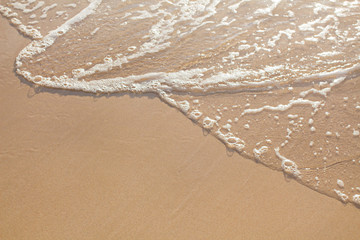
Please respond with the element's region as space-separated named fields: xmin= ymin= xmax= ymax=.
xmin=1 ymin=18 xmax=360 ymax=240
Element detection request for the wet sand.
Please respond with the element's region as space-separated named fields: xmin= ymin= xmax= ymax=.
xmin=1 ymin=18 xmax=360 ymax=240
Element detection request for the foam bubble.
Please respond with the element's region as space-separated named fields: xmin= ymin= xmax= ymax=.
xmin=202 ymin=117 xmax=217 ymax=130
xmin=334 ymin=189 xmax=349 ymax=203
xmin=189 ymin=110 xmax=203 ymax=121
xmin=353 ymin=194 xmax=360 ymax=205
xmin=337 ymin=179 xmax=344 ymax=188
xmin=275 ymin=148 xmax=301 ymax=178
xmin=253 ymin=146 xmax=269 ymax=160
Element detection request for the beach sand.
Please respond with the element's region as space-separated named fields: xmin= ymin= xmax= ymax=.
xmin=1 ymin=18 xmax=360 ymax=240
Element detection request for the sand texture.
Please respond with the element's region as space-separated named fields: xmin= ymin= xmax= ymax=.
xmin=1 ymin=18 xmax=360 ymax=240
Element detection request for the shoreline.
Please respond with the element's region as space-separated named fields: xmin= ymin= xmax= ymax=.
xmin=1 ymin=18 xmax=360 ymax=240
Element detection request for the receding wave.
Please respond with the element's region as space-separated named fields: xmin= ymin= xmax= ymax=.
xmin=1 ymin=0 xmax=360 ymax=206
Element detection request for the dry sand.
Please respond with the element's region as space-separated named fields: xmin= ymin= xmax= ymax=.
xmin=1 ymin=18 xmax=360 ymax=240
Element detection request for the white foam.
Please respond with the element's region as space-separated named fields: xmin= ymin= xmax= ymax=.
xmin=40 ymin=4 xmax=57 ymax=19
xmin=313 ymin=3 xmax=331 ymax=15
xmin=12 ymin=0 xmax=45 ymax=14
xmin=253 ymin=146 xmax=269 ymax=160
xmin=299 ymin=76 xmax=347 ymax=98
xmin=177 ymin=100 xmax=190 ymax=113
xmin=242 ymin=98 xmax=321 ymax=116
xmin=15 ymin=0 xmax=102 ymax=66
xmin=216 ymin=130 xmax=245 ymax=152
xmin=0 ymin=5 xmax=42 ymax=39
xmin=254 ymin=0 xmax=282 ymax=16
xmin=318 ymin=51 xmax=342 ymax=57
xmin=5 ymin=0 xmax=359 ymax=96
xmin=337 ymin=179 xmax=344 ymax=188
xmin=202 ymin=117 xmax=217 ymax=130
xmin=228 ymin=0 xmax=249 ymax=13
xmin=353 ymin=129 xmax=360 ymax=137
xmin=275 ymin=148 xmax=301 ymax=178
xmin=189 ymin=110 xmax=203 ymax=121
xmin=268 ymin=29 xmax=295 ymax=48
xmin=353 ymin=194 xmax=360 ymax=205
xmin=64 ymin=3 xmax=77 ymax=8
xmin=90 ymin=27 xmax=100 ymax=35
xmin=334 ymin=189 xmax=349 ymax=202
xmin=326 ymin=131 xmax=332 ymax=137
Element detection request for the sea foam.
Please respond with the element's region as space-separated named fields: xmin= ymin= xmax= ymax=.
xmin=1 ymin=0 xmax=360 ymax=207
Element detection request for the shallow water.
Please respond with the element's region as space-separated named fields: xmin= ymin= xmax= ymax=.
xmin=1 ymin=0 xmax=360 ymax=206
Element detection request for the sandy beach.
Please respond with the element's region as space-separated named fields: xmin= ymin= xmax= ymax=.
xmin=1 ymin=16 xmax=360 ymax=240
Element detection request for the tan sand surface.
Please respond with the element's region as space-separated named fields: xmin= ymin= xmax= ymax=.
xmin=1 ymin=18 xmax=360 ymax=240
